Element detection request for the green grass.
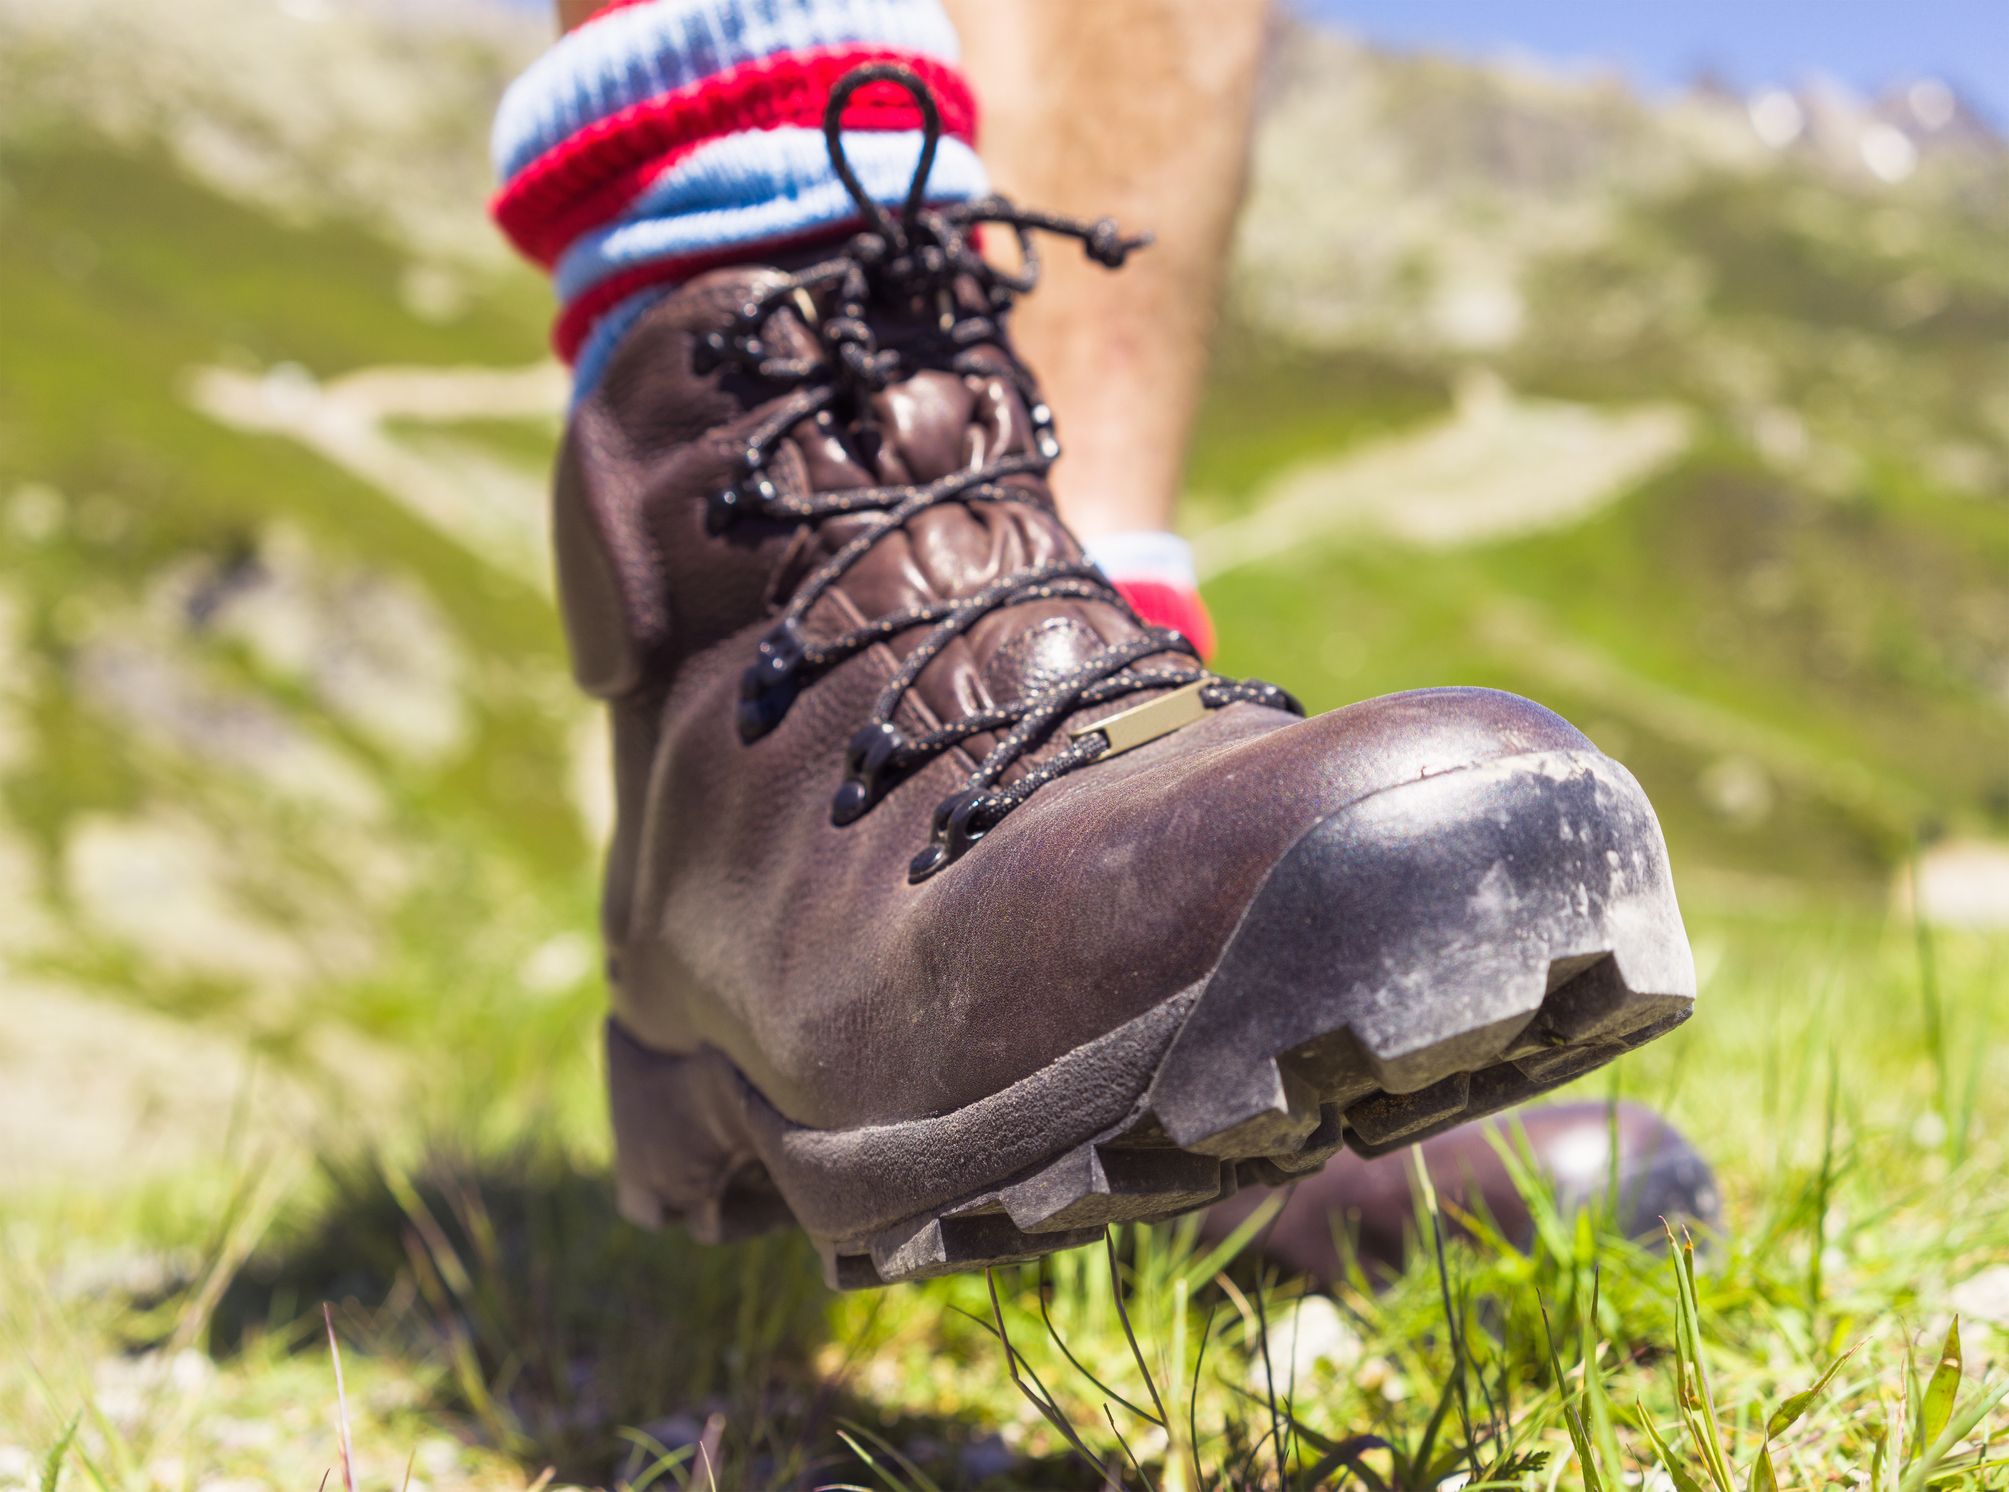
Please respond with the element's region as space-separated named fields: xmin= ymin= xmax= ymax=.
xmin=5 ymin=914 xmax=2005 ymax=1489
xmin=1205 ymin=435 xmax=2009 ymax=894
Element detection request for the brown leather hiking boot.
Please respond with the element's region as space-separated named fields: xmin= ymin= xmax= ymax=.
xmin=559 ymin=71 xmax=1695 ymax=1287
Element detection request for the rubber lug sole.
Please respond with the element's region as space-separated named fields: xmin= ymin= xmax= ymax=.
xmin=608 ymin=749 xmax=1695 ymax=1286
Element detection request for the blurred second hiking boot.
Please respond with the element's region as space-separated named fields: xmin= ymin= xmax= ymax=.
xmin=1200 ymin=1100 xmax=1722 ymax=1286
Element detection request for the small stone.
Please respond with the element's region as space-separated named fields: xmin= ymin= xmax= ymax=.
xmin=1950 ymin=1263 xmax=2009 ymax=1327
xmin=956 ymin=1433 xmax=1015 ymax=1483
xmin=167 ymin=1348 xmax=213 ymax=1393
xmin=1247 ymin=1296 xmax=1364 ymax=1397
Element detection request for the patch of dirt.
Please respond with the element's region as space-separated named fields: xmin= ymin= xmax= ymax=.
xmin=1195 ymin=372 xmax=1692 ymax=579
xmin=1904 ymin=838 xmax=2009 ymax=928
xmin=186 ymin=362 xmax=556 ymax=591
xmin=0 ymin=981 xmax=311 ymax=1188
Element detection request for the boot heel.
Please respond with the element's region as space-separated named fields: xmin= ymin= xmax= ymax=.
xmin=605 ymin=1020 xmax=795 ymax=1243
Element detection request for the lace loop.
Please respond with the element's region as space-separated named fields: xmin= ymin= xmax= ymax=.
xmin=823 ymin=62 xmax=942 ymax=245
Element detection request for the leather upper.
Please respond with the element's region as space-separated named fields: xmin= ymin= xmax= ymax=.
xmin=558 ymin=265 xmax=1596 ymax=1130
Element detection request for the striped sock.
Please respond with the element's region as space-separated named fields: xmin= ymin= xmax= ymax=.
xmin=1083 ymin=532 xmax=1217 ymax=661
xmin=490 ymin=0 xmax=989 ymax=398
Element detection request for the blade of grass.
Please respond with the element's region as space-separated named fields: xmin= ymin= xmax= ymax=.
xmin=1176 ymin=1189 xmax=1284 ymax=1290
xmin=1900 ymin=1376 xmax=2009 ymax=1492
xmin=986 ymin=1268 xmax=1109 ymax=1484
xmin=38 ymin=1413 xmax=79 ymax=1492
xmin=1665 ymin=1225 xmax=1736 ymax=1490
xmin=1767 ymin=1341 xmax=1862 ymax=1441
xmin=323 ymin=1303 xmax=358 ymax=1492
xmin=1807 ymin=1054 xmax=1839 ymax=1317
xmin=1920 ymin=1318 xmax=1961 ymax=1448
xmin=1297 ymin=1434 xmax=1396 ymax=1490
xmin=1538 ymin=1295 xmax=1604 ymax=1492
xmin=1415 ymin=1146 xmax=1480 ymax=1485
xmin=24 ymin=1370 xmax=118 ymax=1492
xmin=1910 ymin=854 xmax=1952 ymax=1140
xmin=1248 ymin=1256 xmax=1286 ymax=1492
xmin=1635 ymin=1404 xmax=1711 ymax=1492
xmin=1581 ymin=1267 xmax=1625 ymax=1480
xmin=1035 ymin=1256 xmax=1158 ymax=1425
xmin=1187 ymin=1299 xmax=1216 ymax=1492
xmin=833 ymin=1417 xmax=941 ymax=1492
xmin=623 ymin=1438 xmax=696 ymax=1492
xmin=835 ymin=1428 xmax=914 ymax=1492
xmin=1164 ymin=1274 xmax=1190 ymax=1492
xmin=1403 ymin=1362 xmax=1467 ymax=1488
xmin=696 ymin=1416 xmax=721 ymax=1492
xmin=1102 ymin=1404 xmax=1155 ymax=1492
xmin=1104 ymin=1231 xmax=1171 ymax=1429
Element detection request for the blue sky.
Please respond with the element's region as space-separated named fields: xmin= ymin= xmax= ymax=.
xmin=1300 ymin=0 xmax=2008 ymax=124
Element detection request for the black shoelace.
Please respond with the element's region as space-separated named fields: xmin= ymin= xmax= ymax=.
xmin=705 ymin=63 xmax=1297 ymax=882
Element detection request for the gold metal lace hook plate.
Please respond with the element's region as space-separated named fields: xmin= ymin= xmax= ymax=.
xmin=1069 ymin=680 xmax=1207 ymax=759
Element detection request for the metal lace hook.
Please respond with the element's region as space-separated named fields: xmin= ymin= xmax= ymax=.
xmin=822 ymin=62 xmax=943 ymax=248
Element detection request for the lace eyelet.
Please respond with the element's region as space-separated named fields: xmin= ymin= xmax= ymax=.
xmin=908 ymin=788 xmax=988 ymax=882
xmin=907 ymin=791 xmax=990 ymax=881
xmin=706 ymin=486 xmax=743 ymax=534
xmin=1028 ymin=402 xmax=1061 ymax=460
xmin=737 ymin=620 xmax=808 ymax=742
xmin=832 ymin=723 xmax=907 ymax=826
xmin=830 ymin=778 xmax=873 ymax=826
xmin=707 ymin=474 xmax=779 ymax=535
xmin=693 ymin=330 xmax=729 ymax=374
xmin=935 ymin=789 xmax=992 ymax=857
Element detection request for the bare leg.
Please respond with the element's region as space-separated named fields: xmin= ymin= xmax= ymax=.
xmin=945 ymin=0 xmax=1270 ymax=539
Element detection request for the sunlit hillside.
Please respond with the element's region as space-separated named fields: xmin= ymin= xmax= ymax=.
xmin=1203 ymin=28 xmax=2009 ymax=903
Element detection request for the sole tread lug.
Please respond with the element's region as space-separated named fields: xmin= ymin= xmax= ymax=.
xmin=1002 ymin=1142 xmax=1223 ymax=1233
xmin=1345 ymin=1071 xmax=1473 ymax=1148
xmin=857 ymin=1213 xmax=1107 ymax=1285
xmin=1174 ymin=1060 xmax=1323 ymax=1158
xmin=1254 ymin=1103 xmax=1346 ymax=1178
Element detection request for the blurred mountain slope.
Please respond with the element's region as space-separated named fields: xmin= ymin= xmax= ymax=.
xmin=0 ymin=0 xmax=540 ymax=263
xmin=1200 ymin=26 xmax=2009 ymax=896
xmin=1 ymin=0 xmax=595 ymax=1159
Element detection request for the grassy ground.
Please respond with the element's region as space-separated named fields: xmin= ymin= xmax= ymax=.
xmin=4 ymin=912 xmax=2005 ymax=1489
xmin=3 ymin=70 xmax=2008 ymax=1492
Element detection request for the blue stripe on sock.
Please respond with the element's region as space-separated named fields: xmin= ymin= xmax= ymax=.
xmin=493 ymin=0 xmax=961 ymax=182
xmin=552 ymin=128 xmax=987 ymax=304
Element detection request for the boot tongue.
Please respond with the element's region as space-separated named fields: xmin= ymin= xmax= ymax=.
xmin=772 ymin=306 xmax=1148 ymax=749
